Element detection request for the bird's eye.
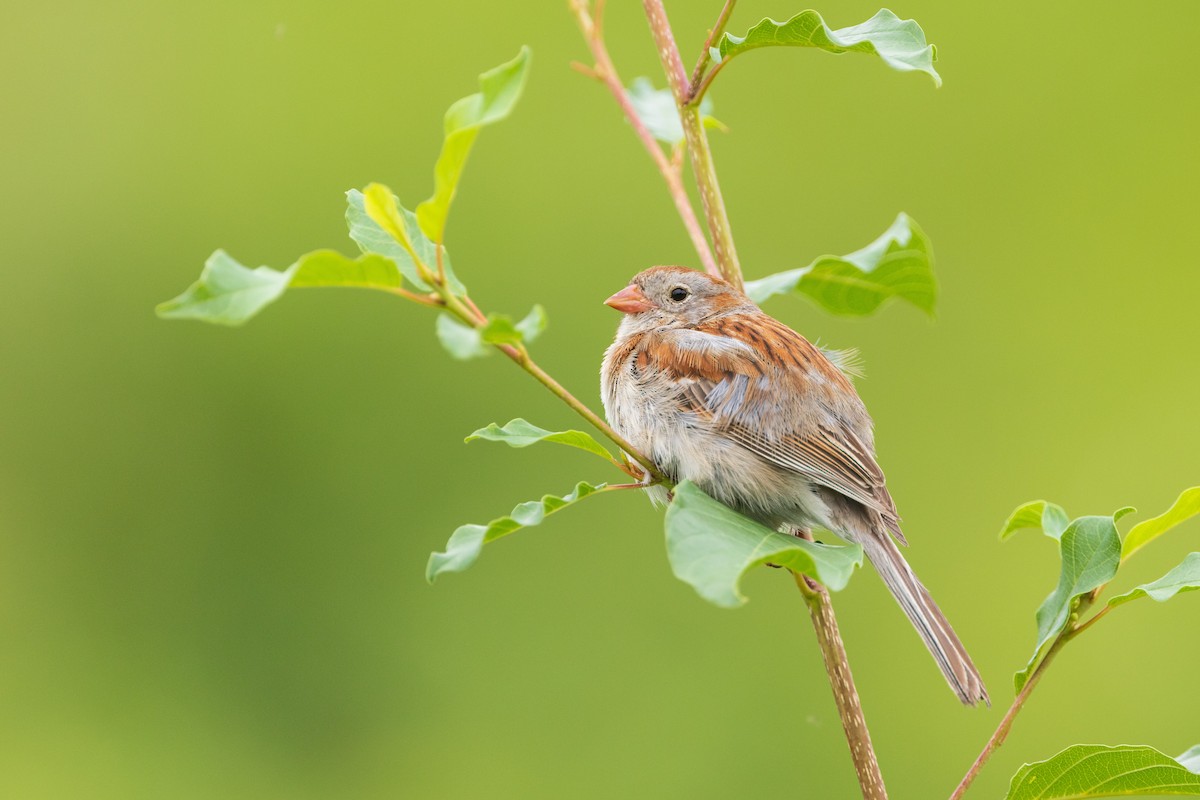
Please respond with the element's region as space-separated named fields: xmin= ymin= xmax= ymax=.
xmin=669 ymin=286 xmax=689 ymax=302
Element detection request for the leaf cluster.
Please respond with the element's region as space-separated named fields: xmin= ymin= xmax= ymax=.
xmin=996 ymin=487 xmax=1200 ymax=798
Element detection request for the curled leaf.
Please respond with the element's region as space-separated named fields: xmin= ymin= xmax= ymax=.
xmin=665 ymin=481 xmax=863 ymax=608
xmin=710 ymin=9 xmax=940 ymax=87
xmin=1000 ymin=500 xmax=1071 ymax=541
xmin=745 ymin=213 xmax=936 ymax=317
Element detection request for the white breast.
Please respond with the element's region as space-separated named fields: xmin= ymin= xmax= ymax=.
xmin=601 ymin=332 xmax=831 ymax=527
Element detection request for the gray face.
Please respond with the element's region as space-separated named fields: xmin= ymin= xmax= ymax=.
xmin=632 ymin=267 xmax=739 ymax=328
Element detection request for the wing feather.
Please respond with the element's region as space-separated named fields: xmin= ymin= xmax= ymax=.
xmin=645 ymin=321 xmax=904 ymax=540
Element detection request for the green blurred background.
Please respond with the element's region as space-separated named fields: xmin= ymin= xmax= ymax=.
xmin=2 ymin=1 xmax=1198 ymax=797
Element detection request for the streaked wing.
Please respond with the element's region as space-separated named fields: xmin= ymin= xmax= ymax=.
xmin=649 ymin=320 xmax=903 ymax=538
xmin=727 ymin=423 xmax=903 ymax=538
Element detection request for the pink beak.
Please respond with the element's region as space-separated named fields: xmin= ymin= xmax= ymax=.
xmin=604 ymin=284 xmax=654 ymax=314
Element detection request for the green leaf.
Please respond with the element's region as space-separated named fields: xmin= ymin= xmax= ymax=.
xmin=515 ymin=304 xmax=547 ymax=343
xmin=1013 ymin=509 xmax=1133 ymax=692
xmin=664 ymin=481 xmax=863 ymax=608
xmin=426 ymin=481 xmax=607 ymax=582
xmin=1000 ymin=500 xmax=1071 ymax=541
xmin=478 ymin=315 xmax=523 ymax=346
xmin=286 ymin=249 xmax=403 ymax=290
xmin=477 ymin=305 xmax=547 ymax=346
xmin=435 ymin=314 xmax=488 ymax=360
xmin=466 ymin=419 xmax=615 ymax=463
xmin=362 ymin=183 xmax=420 ymax=264
xmin=1006 ymin=744 xmax=1200 ymax=799
xmin=1108 ymin=552 xmax=1200 ymax=607
xmin=626 ymin=77 xmax=723 ymax=145
xmin=416 ymin=46 xmax=531 ymax=244
xmin=157 ymin=250 xmax=292 ymax=325
xmin=745 ymin=213 xmax=936 ymax=317
xmin=435 ymin=306 xmax=545 ymax=360
xmin=157 ymin=249 xmax=403 ymax=326
xmin=1122 ymin=486 xmax=1200 ymax=561
xmin=345 ymin=188 xmax=466 ymax=295
xmin=710 ymin=9 xmax=940 ymax=87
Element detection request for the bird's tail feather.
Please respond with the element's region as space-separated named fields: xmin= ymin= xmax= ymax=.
xmin=861 ymin=533 xmax=989 ymax=706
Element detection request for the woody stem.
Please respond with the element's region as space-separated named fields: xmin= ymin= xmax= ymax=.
xmin=792 ymin=529 xmax=888 ymax=800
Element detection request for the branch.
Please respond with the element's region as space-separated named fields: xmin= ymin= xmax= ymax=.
xmin=792 ymin=530 xmax=888 ymax=800
xmin=948 ymin=595 xmax=1110 ymax=800
xmin=570 ymin=0 xmax=719 ymax=278
xmin=641 ymin=0 xmax=744 ymax=290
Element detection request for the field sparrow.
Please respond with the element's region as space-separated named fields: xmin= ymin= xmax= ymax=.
xmin=601 ymin=266 xmax=987 ymax=706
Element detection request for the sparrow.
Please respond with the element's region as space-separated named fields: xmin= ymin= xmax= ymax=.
xmin=601 ymin=266 xmax=988 ymax=706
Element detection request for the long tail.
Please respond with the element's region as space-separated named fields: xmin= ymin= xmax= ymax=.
xmin=861 ymin=532 xmax=989 ymax=706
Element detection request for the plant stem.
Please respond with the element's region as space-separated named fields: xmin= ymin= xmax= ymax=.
xmin=687 ymin=0 xmax=736 ymax=97
xmin=689 ymin=59 xmax=729 ymax=107
xmin=570 ymin=0 xmax=719 ymax=278
xmin=377 ymin=286 xmax=443 ymax=308
xmin=640 ymin=4 xmax=879 ymax=795
xmin=1069 ymin=603 xmax=1112 ymax=638
xmin=791 ymin=530 xmax=888 ymax=800
xmin=641 ymin=0 xmax=744 ymax=290
xmin=947 ymin=634 xmax=1067 ymax=800
xmin=949 ymin=594 xmax=1112 ymax=800
xmin=793 ymin=573 xmax=888 ymax=799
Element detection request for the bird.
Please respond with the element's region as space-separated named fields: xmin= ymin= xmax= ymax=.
xmin=600 ymin=265 xmax=988 ymax=706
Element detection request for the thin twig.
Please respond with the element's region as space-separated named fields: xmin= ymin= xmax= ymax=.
xmin=948 ymin=634 xmax=1066 ymax=800
xmin=375 ymin=286 xmax=443 ymax=308
xmin=501 ymin=343 xmax=669 ymax=483
xmin=1069 ymin=604 xmax=1112 ymax=638
xmin=641 ymin=0 xmax=743 ymax=289
xmin=689 ymin=59 xmax=730 ymax=107
xmin=949 ymin=594 xmax=1113 ymax=800
xmin=429 ymin=289 xmax=669 ymax=483
xmin=570 ymin=1 xmax=719 ymax=277
xmin=687 ymin=0 xmax=737 ymax=99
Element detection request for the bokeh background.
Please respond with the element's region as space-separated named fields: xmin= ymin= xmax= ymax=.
xmin=2 ymin=1 xmax=1198 ymax=797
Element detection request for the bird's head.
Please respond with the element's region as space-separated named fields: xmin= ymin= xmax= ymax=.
xmin=605 ymin=266 xmax=751 ymax=330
